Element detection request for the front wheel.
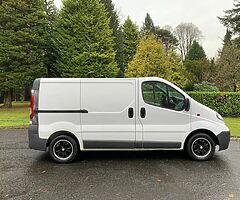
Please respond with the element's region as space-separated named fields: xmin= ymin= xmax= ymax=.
xmin=49 ymin=135 xmax=78 ymax=163
xmin=186 ymin=133 xmax=215 ymax=161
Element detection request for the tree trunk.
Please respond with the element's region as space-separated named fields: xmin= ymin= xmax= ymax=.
xmin=233 ymin=85 xmax=237 ymax=92
xmin=24 ymin=86 xmax=31 ymax=101
xmin=3 ymin=89 xmax=13 ymax=108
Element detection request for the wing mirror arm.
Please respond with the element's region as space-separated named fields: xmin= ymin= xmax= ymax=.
xmin=184 ymin=98 xmax=190 ymax=111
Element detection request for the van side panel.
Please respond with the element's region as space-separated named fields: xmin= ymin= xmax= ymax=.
xmin=81 ymin=79 xmax=136 ymax=149
xmin=38 ymin=79 xmax=81 ymax=142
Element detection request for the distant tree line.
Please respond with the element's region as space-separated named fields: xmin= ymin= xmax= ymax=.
xmin=0 ymin=0 xmax=239 ymax=108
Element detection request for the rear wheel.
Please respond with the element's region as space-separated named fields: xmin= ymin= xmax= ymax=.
xmin=49 ymin=135 xmax=78 ymax=163
xmin=186 ymin=133 xmax=215 ymax=161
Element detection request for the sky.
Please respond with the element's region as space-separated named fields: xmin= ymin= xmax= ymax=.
xmin=54 ymin=0 xmax=234 ymax=58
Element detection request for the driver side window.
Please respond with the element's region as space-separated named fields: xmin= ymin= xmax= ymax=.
xmin=142 ymin=81 xmax=185 ymax=111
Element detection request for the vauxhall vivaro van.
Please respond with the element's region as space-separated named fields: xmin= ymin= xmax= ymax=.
xmin=28 ymin=77 xmax=230 ymax=163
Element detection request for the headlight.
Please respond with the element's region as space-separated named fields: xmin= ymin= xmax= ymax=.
xmin=216 ymin=113 xmax=223 ymax=121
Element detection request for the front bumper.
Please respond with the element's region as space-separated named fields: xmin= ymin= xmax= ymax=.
xmin=217 ymin=131 xmax=230 ymax=151
xmin=28 ymin=125 xmax=47 ymax=151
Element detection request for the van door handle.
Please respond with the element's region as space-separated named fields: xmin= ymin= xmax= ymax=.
xmin=128 ymin=107 xmax=134 ymax=118
xmin=80 ymin=109 xmax=88 ymax=113
xmin=140 ymin=108 xmax=146 ymax=118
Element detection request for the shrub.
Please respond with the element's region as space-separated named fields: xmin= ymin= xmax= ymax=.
xmin=187 ymin=92 xmax=240 ymax=117
xmin=193 ymin=81 xmax=219 ymax=92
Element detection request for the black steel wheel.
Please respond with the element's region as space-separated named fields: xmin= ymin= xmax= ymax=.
xmin=186 ymin=133 xmax=215 ymax=161
xmin=49 ymin=135 xmax=78 ymax=163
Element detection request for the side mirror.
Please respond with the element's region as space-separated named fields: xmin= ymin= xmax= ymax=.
xmin=184 ymin=98 xmax=190 ymax=111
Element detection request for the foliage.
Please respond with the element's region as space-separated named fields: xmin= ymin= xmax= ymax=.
xmin=101 ymin=0 xmax=124 ymax=75
xmin=193 ymin=81 xmax=219 ymax=92
xmin=122 ymin=17 xmax=139 ymax=71
xmin=184 ymin=41 xmax=211 ymax=84
xmin=141 ymin=14 xmax=178 ymax=50
xmin=219 ymin=0 xmax=240 ymax=35
xmin=155 ymin=27 xmax=178 ymax=51
xmin=44 ymin=0 xmax=59 ymax=77
xmin=0 ymin=0 xmax=48 ymax=107
xmin=174 ymin=23 xmax=202 ymax=60
xmin=185 ymin=41 xmax=206 ymax=60
xmin=54 ymin=0 xmax=118 ymax=78
xmin=126 ymin=35 xmax=187 ymax=88
xmin=141 ymin=13 xmax=155 ymax=36
xmin=223 ymin=29 xmax=232 ymax=46
xmin=188 ymin=92 xmax=240 ymax=116
xmin=215 ymin=43 xmax=240 ymax=92
xmin=165 ymin=51 xmax=188 ymax=88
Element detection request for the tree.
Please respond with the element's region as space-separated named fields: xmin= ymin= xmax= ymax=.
xmin=100 ymin=0 xmax=124 ymax=76
xmin=126 ymin=35 xmax=187 ymax=88
xmin=155 ymin=27 xmax=178 ymax=51
xmin=174 ymin=23 xmax=202 ymax=60
xmin=122 ymin=17 xmax=139 ymax=71
xmin=219 ymin=1 xmax=240 ymax=35
xmin=185 ymin=41 xmax=206 ymax=60
xmin=141 ymin=13 xmax=155 ymax=36
xmin=215 ymin=43 xmax=240 ymax=91
xmin=223 ymin=29 xmax=232 ymax=46
xmin=0 ymin=0 xmax=47 ymax=107
xmin=184 ymin=41 xmax=210 ymax=84
xmin=54 ymin=0 xmax=118 ymax=78
xmin=43 ymin=0 xmax=59 ymax=77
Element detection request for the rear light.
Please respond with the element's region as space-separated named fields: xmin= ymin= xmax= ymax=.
xmin=30 ymin=95 xmax=35 ymax=121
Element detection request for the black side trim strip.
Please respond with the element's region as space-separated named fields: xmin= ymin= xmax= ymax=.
xmin=84 ymin=141 xmax=134 ymax=149
xmin=143 ymin=142 xmax=181 ymax=148
xmin=83 ymin=141 xmax=181 ymax=149
xmin=35 ymin=109 xmax=88 ymax=113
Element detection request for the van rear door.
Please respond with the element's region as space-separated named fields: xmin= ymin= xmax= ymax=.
xmin=81 ymin=79 xmax=136 ymax=149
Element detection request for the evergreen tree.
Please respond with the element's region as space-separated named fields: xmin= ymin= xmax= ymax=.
xmin=184 ymin=41 xmax=210 ymax=84
xmin=215 ymin=43 xmax=240 ymax=92
xmin=155 ymin=27 xmax=178 ymax=51
xmin=43 ymin=0 xmax=59 ymax=77
xmin=0 ymin=0 xmax=47 ymax=107
xmin=122 ymin=17 xmax=139 ymax=71
xmin=141 ymin=13 xmax=155 ymax=36
xmin=219 ymin=1 xmax=240 ymax=35
xmin=54 ymin=0 xmax=118 ymax=78
xmin=223 ymin=29 xmax=232 ymax=45
xmin=100 ymin=0 xmax=124 ymax=76
xmin=185 ymin=41 xmax=206 ymax=61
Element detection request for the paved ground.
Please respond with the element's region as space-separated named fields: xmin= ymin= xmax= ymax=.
xmin=0 ymin=129 xmax=240 ymax=200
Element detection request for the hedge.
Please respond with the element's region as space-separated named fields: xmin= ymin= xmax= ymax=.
xmin=187 ymin=92 xmax=240 ymax=117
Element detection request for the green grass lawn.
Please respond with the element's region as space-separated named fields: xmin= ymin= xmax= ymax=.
xmin=0 ymin=102 xmax=239 ymax=137
xmin=224 ymin=118 xmax=240 ymax=137
xmin=0 ymin=101 xmax=29 ymax=128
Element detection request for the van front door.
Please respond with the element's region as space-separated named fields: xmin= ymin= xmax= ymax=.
xmin=81 ymin=79 xmax=136 ymax=149
xmin=139 ymin=79 xmax=190 ymax=149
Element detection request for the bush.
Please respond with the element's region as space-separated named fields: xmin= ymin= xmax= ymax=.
xmin=193 ymin=81 xmax=219 ymax=92
xmin=188 ymin=92 xmax=240 ymax=117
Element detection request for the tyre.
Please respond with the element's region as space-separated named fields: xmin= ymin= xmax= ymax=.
xmin=49 ymin=135 xmax=78 ymax=163
xmin=186 ymin=133 xmax=215 ymax=161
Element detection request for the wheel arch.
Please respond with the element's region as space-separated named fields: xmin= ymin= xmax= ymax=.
xmin=184 ymin=129 xmax=219 ymax=150
xmin=47 ymin=131 xmax=80 ymax=149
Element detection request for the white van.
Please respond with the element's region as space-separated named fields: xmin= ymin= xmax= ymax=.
xmin=28 ymin=77 xmax=230 ymax=163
